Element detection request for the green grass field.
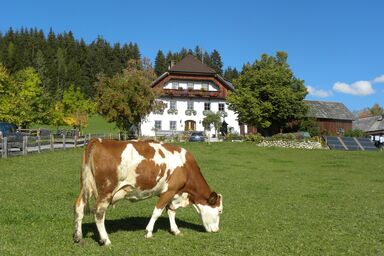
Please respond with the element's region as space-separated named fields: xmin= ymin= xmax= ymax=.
xmin=0 ymin=143 xmax=383 ymax=255
xmin=31 ymin=114 xmax=119 ymax=134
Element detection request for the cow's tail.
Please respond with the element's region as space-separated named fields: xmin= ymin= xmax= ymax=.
xmin=80 ymin=139 xmax=99 ymax=215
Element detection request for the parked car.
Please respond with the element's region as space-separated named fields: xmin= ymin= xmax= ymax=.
xmin=189 ymin=131 xmax=206 ymax=142
xmin=0 ymin=122 xmax=23 ymax=150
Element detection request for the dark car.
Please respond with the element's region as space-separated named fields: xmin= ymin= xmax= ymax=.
xmin=0 ymin=122 xmax=23 ymax=150
xmin=189 ymin=131 xmax=206 ymax=142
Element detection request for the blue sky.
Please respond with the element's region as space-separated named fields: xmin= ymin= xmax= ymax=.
xmin=1 ymin=0 xmax=383 ymax=112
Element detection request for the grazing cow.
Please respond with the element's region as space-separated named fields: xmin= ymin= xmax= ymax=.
xmin=73 ymin=139 xmax=223 ymax=245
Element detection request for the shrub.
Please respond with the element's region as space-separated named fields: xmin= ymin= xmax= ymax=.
xmin=344 ymin=129 xmax=367 ymax=138
xmin=224 ymin=132 xmax=243 ymax=141
xmin=244 ymin=133 xmax=264 ymax=143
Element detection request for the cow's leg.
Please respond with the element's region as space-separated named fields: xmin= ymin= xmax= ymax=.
xmin=145 ymin=191 xmax=176 ymax=238
xmin=94 ymin=198 xmax=111 ymax=245
xmin=167 ymin=207 xmax=181 ymax=236
xmin=73 ymin=191 xmax=86 ymax=243
xmin=144 ymin=207 xmax=164 ymax=238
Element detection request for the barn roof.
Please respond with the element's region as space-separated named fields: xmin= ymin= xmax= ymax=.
xmin=353 ymin=115 xmax=384 ymax=132
xmin=306 ymin=100 xmax=355 ymax=120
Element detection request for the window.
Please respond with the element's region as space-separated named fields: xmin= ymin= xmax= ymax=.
xmin=170 ymin=121 xmax=177 ymax=130
xmin=170 ymin=100 xmax=177 ymax=109
xmin=201 ymin=83 xmax=208 ymax=91
xmin=187 ymin=82 xmax=194 ymax=90
xmin=154 ymin=120 xmax=162 ymax=130
xmin=172 ymin=82 xmax=178 ymax=89
xmin=219 ymin=103 xmax=225 ymax=111
xmin=204 ymin=102 xmax=211 ymax=110
xmin=187 ymin=101 xmax=194 ymax=110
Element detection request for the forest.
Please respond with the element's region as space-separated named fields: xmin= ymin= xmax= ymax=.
xmin=0 ymin=27 xmax=238 ymax=129
xmin=0 ymin=27 xmax=238 ymax=100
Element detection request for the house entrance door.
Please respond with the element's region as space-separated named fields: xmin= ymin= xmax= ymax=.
xmin=185 ymin=120 xmax=196 ymax=131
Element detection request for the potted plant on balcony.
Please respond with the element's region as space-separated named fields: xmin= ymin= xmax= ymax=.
xmin=167 ymin=108 xmax=178 ymax=115
xmin=185 ymin=109 xmax=197 ymax=116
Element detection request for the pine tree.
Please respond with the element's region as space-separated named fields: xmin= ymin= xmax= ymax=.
xmin=154 ymin=50 xmax=167 ymax=76
xmin=210 ymin=49 xmax=223 ymax=74
xmin=224 ymin=67 xmax=239 ymax=82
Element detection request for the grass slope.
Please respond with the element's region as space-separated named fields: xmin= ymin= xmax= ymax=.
xmin=0 ymin=143 xmax=383 ymax=255
xmin=31 ymin=115 xmax=118 ymax=134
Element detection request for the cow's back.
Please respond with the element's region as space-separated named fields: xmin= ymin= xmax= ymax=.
xmin=83 ymin=139 xmax=191 ymax=203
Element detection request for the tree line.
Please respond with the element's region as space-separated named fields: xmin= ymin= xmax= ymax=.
xmin=0 ymin=27 xmax=141 ymax=100
xmin=0 ymin=27 xmax=241 ymax=131
xmin=154 ymin=47 xmax=239 ymax=82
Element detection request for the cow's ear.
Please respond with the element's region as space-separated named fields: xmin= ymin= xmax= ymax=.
xmin=208 ymin=192 xmax=218 ymax=206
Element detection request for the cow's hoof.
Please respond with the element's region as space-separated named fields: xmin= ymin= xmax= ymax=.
xmin=73 ymin=233 xmax=83 ymax=243
xmin=144 ymin=230 xmax=153 ymax=239
xmin=99 ymin=238 xmax=111 ymax=246
xmin=171 ymin=230 xmax=182 ymax=236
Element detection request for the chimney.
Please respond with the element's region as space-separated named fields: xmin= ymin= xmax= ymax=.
xmin=168 ymin=60 xmax=175 ymax=70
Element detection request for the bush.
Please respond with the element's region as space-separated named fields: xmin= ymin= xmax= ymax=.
xmin=244 ymin=133 xmax=264 ymax=143
xmin=344 ymin=129 xmax=367 ymax=138
xmin=270 ymin=133 xmax=297 ymax=141
xmin=224 ymin=133 xmax=243 ymax=141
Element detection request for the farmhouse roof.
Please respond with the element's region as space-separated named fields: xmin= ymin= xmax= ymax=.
xmin=169 ymin=54 xmax=216 ymax=74
xmin=151 ymin=55 xmax=234 ymax=91
xmin=305 ymin=100 xmax=355 ymax=121
xmin=353 ymin=115 xmax=384 ymax=132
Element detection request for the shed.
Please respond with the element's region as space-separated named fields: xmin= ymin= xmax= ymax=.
xmin=353 ymin=115 xmax=384 ymax=136
xmin=305 ymin=100 xmax=355 ymax=135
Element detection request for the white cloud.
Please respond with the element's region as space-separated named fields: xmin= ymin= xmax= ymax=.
xmin=307 ymin=86 xmax=332 ymax=98
xmin=372 ymin=75 xmax=384 ymax=83
xmin=332 ymin=81 xmax=374 ymax=96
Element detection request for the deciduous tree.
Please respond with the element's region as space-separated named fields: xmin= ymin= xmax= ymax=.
xmin=96 ymin=59 xmax=157 ymax=132
xmin=0 ymin=66 xmax=46 ymax=127
xmin=58 ymin=84 xmax=95 ymax=129
xmin=228 ymin=52 xmax=308 ymax=135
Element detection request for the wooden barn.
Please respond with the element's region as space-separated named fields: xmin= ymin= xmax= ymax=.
xmin=353 ymin=115 xmax=384 ymax=136
xmin=306 ymin=100 xmax=355 ymax=135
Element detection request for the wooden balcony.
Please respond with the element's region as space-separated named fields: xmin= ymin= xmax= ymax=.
xmin=163 ymin=89 xmax=225 ymax=98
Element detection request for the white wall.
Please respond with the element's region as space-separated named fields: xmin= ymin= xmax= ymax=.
xmin=141 ymin=97 xmax=240 ymax=137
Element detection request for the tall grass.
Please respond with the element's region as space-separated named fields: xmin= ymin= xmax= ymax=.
xmin=0 ymin=143 xmax=383 ymax=255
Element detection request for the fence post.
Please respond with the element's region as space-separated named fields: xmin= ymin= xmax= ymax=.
xmin=23 ymin=136 xmax=28 ymax=155
xmin=74 ymin=135 xmax=77 ymax=148
xmin=3 ymin=137 xmax=7 ymax=158
xmin=63 ymin=134 xmax=66 ymax=149
xmin=37 ymin=136 xmax=41 ymax=153
xmin=50 ymin=135 xmax=54 ymax=151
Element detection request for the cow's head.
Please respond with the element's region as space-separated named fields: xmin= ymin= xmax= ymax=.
xmin=194 ymin=192 xmax=223 ymax=232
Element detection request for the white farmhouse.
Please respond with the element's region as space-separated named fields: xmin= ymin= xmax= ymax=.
xmin=140 ymin=55 xmax=241 ymax=137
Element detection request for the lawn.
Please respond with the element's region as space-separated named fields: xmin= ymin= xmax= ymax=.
xmin=0 ymin=143 xmax=383 ymax=255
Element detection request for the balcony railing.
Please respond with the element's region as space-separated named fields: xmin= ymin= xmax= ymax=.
xmin=163 ymin=89 xmax=223 ymax=98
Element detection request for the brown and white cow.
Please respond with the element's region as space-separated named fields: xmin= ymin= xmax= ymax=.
xmin=73 ymin=139 xmax=223 ymax=245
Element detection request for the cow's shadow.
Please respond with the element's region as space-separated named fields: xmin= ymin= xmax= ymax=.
xmin=82 ymin=216 xmax=204 ymax=242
